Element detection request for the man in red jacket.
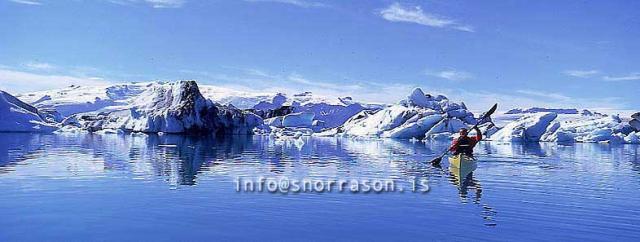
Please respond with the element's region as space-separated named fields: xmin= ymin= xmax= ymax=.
xmin=449 ymin=127 xmax=482 ymax=157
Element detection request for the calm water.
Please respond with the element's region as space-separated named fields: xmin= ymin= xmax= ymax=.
xmin=1 ymin=133 xmax=639 ymax=241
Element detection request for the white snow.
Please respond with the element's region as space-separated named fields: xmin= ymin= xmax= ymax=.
xmin=0 ymin=91 xmax=57 ymax=133
xmin=18 ymin=81 xmax=378 ymax=135
xmin=18 ymin=81 xmax=281 ymax=117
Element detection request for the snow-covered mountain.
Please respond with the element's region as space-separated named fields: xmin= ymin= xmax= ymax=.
xmin=0 ymin=90 xmax=57 ymax=132
xmin=506 ymin=107 xmax=579 ymax=115
xmin=16 ymin=81 xmax=276 ymax=116
xmin=15 ymin=80 xmax=382 ymax=134
xmin=253 ymin=92 xmax=382 ymax=132
xmin=16 ymin=81 xmax=378 ymax=119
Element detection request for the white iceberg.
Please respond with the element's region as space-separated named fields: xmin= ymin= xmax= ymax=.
xmin=540 ymin=115 xmax=631 ymax=143
xmin=0 ymin=90 xmax=57 ymax=133
xmin=72 ymin=81 xmax=262 ymax=134
xmin=327 ymin=88 xmax=477 ymax=139
xmin=489 ymin=112 xmax=557 ymax=142
xmin=624 ymin=131 xmax=640 ymax=144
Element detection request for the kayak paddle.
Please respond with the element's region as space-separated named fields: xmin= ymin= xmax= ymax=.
xmin=430 ymin=103 xmax=498 ymax=166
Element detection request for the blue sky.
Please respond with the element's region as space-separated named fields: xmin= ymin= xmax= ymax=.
xmin=0 ymin=0 xmax=639 ymax=112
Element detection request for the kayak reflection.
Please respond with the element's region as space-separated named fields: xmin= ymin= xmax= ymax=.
xmin=443 ymin=156 xmax=498 ymax=226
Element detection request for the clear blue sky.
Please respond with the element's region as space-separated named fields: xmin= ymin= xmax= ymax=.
xmin=1 ymin=0 xmax=638 ymax=112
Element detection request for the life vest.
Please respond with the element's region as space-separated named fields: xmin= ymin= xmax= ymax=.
xmin=453 ymin=136 xmax=475 ymax=157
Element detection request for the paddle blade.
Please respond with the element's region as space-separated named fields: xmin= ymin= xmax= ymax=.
xmin=484 ymin=103 xmax=498 ymax=118
xmin=430 ymin=156 xmax=443 ymax=165
xmin=475 ymin=103 xmax=498 ymax=126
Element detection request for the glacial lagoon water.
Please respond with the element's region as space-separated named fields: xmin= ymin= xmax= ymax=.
xmin=1 ymin=133 xmax=639 ymax=241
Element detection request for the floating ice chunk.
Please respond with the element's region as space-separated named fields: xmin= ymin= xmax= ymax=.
xmin=489 ymin=112 xmax=557 ymax=142
xmin=624 ymin=131 xmax=640 ymax=144
xmin=541 ymin=115 xmax=627 ymax=143
xmin=131 ymin=132 xmax=148 ymax=137
xmin=424 ymin=132 xmax=455 ymax=141
xmin=93 ymin=129 xmax=123 ymax=135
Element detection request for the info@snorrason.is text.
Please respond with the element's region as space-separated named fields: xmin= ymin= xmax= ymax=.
xmin=235 ymin=177 xmax=430 ymax=194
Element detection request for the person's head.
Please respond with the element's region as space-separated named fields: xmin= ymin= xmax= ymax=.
xmin=459 ymin=128 xmax=468 ymax=137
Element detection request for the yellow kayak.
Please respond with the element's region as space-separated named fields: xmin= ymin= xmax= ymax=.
xmin=448 ymin=154 xmax=477 ymax=170
xmin=448 ymin=154 xmax=478 ymax=184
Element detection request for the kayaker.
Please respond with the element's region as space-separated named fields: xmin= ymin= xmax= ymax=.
xmin=449 ymin=127 xmax=482 ymax=157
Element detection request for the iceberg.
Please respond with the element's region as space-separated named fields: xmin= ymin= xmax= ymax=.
xmin=0 ymin=90 xmax=57 ymax=133
xmin=624 ymin=131 xmax=640 ymax=144
xmin=326 ymin=88 xmax=477 ymax=139
xmin=253 ymin=91 xmax=379 ymax=133
xmin=630 ymin=112 xmax=640 ymax=131
xmin=281 ymin=112 xmax=315 ymax=127
xmin=489 ymin=112 xmax=557 ymax=142
xmin=69 ymin=81 xmax=262 ymax=134
xmin=540 ymin=115 xmax=631 ymax=143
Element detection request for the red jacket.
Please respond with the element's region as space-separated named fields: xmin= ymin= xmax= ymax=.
xmin=449 ymin=132 xmax=482 ymax=153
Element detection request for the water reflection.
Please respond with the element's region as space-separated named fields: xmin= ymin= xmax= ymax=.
xmin=2 ymin=134 xmax=639 ymax=185
xmin=1 ymin=133 xmax=640 ymax=229
xmin=433 ymin=160 xmax=497 ymax=227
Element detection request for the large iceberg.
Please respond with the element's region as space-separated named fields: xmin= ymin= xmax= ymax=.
xmin=540 ymin=115 xmax=631 ymax=143
xmin=489 ymin=112 xmax=557 ymax=142
xmin=324 ymin=88 xmax=477 ymax=139
xmin=67 ymin=81 xmax=262 ymax=134
xmin=0 ymin=90 xmax=57 ymax=133
xmin=487 ymin=110 xmax=638 ymax=144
